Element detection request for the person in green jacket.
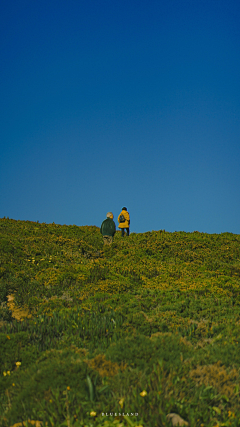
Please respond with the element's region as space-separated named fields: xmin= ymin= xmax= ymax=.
xmin=100 ymin=212 xmax=116 ymax=245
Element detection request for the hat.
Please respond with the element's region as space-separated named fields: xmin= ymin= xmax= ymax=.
xmin=106 ymin=212 xmax=114 ymax=219
xmin=122 ymin=207 xmax=127 ymax=211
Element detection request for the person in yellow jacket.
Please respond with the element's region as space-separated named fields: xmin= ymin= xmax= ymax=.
xmin=118 ymin=207 xmax=130 ymax=237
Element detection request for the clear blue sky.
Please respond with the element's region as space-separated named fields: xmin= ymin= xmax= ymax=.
xmin=1 ymin=0 xmax=240 ymax=234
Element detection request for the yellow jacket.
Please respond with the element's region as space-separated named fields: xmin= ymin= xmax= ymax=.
xmin=118 ymin=210 xmax=130 ymax=229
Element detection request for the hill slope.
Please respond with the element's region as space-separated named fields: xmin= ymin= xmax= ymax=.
xmin=1 ymin=218 xmax=240 ymax=427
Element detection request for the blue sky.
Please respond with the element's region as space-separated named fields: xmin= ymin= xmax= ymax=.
xmin=1 ymin=0 xmax=240 ymax=234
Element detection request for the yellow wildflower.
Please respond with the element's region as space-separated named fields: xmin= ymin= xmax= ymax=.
xmin=67 ymin=386 xmax=71 ymax=390
xmin=16 ymin=361 xmax=21 ymax=367
xmin=90 ymin=411 xmax=96 ymax=416
xmin=119 ymin=398 xmax=124 ymax=408
xmin=7 ymin=371 xmax=10 ymax=375
xmin=3 ymin=371 xmax=7 ymax=376
xmin=140 ymin=390 xmax=147 ymax=397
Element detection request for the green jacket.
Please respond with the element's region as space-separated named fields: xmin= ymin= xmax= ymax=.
xmin=100 ymin=218 xmax=116 ymax=237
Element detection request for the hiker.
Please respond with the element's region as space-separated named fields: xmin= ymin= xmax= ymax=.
xmin=100 ymin=212 xmax=116 ymax=245
xmin=118 ymin=207 xmax=130 ymax=237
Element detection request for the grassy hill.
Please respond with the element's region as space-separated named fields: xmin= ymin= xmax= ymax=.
xmin=1 ymin=217 xmax=240 ymax=427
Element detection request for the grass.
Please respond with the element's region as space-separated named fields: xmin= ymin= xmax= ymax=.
xmin=0 ymin=217 xmax=240 ymax=426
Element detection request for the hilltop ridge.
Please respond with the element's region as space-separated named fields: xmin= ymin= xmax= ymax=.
xmin=1 ymin=217 xmax=240 ymax=426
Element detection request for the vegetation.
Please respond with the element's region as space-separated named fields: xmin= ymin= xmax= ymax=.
xmin=0 ymin=217 xmax=240 ymax=427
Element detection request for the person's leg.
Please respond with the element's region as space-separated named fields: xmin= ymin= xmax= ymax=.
xmin=103 ymin=236 xmax=108 ymax=245
xmin=121 ymin=228 xmax=125 ymax=237
xmin=126 ymin=228 xmax=130 ymax=236
xmin=107 ymin=236 xmax=113 ymax=245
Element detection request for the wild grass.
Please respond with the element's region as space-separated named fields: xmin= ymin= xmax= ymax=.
xmin=0 ymin=218 xmax=240 ymax=426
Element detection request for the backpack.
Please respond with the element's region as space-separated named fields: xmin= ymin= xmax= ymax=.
xmin=119 ymin=214 xmax=125 ymax=223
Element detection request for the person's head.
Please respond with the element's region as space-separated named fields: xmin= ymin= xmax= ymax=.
xmin=122 ymin=207 xmax=127 ymax=211
xmin=106 ymin=212 xmax=114 ymax=219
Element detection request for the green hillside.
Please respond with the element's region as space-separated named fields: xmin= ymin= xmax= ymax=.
xmin=1 ymin=217 xmax=240 ymax=427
